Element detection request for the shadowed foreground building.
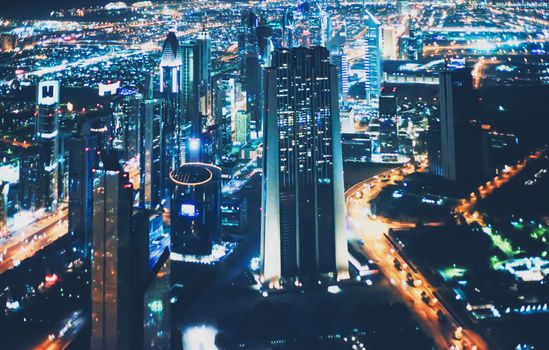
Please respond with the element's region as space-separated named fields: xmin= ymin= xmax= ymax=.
xmin=261 ymin=47 xmax=349 ymax=288
xmin=91 ymin=154 xmax=171 ymax=350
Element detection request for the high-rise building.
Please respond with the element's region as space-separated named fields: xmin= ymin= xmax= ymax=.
xmin=329 ymin=45 xmax=349 ymax=103
xmin=19 ymin=147 xmax=41 ymax=211
xmin=363 ymin=10 xmax=382 ymax=102
xmin=36 ymin=80 xmax=61 ymax=211
xmin=434 ymin=68 xmax=484 ymax=183
xmin=261 ymin=47 xmax=349 ymax=287
xmin=139 ymin=99 xmax=163 ymax=209
xmin=245 ymin=54 xmax=262 ymax=136
xmin=159 ymin=30 xmax=183 ymax=192
xmin=382 ymin=26 xmax=398 ymax=60
xmin=197 ymin=30 xmax=211 ymax=120
xmin=91 ymin=155 xmax=133 ymax=350
xmin=378 ymin=92 xmax=399 ymax=154
xmin=212 ymin=77 xmax=233 ymax=161
xmin=170 ymin=163 xmax=221 ymax=257
xmin=112 ymin=89 xmax=142 ymax=161
xmin=68 ymin=118 xmax=98 ymax=257
xmin=238 ymin=11 xmax=259 ymax=74
xmin=234 ymin=110 xmax=250 ymax=145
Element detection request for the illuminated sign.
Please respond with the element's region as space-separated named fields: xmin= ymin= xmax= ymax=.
xmin=98 ymin=81 xmax=120 ymax=96
xmin=37 ymin=80 xmax=60 ymax=106
xmin=180 ymin=204 xmax=197 ymax=217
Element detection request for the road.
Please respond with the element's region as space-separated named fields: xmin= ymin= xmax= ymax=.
xmin=455 ymin=149 xmax=545 ymax=227
xmin=33 ymin=311 xmax=87 ymax=350
xmin=0 ymin=205 xmax=69 ymax=274
xmin=345 ymin=163 xmax=487 ymax=350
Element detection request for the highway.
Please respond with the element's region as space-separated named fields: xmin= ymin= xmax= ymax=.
xmin=0 ymin=205 xmax=69 ymax=274
xmin=345 ymin=163 xmax=487 ymax=350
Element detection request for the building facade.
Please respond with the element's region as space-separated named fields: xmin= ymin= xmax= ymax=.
xmin=261 ymin=47 xmax=349 ymax=287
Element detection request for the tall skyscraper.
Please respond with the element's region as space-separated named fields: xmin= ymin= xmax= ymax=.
xmin=378 ymin=92 xmax=399 ymax=154
xmin=261 ymin=47 xmax=349 ymax=287
xmin=197 ymin=30 xmax=211 ymax=120
xmin=435 ymin=68 xmax=484 ymax=183
xmin=68 ymin=118 xmax=99 ymax=257
xmin=245 ymin=54 xmax=262 ymax=136
xmin=91 ymin=154 xmax=133 ymax=350
xmin=159 ymin=30 xmax=183 ymax=192
xmin=363 ymin=10 xmax=382 ymax=102
xmin=329 ymin=45 xmax=349 ymax=103
xmin=112 ymin=89 xmax=142 ymax=162
xmin=139 ymin=99 xmax=163 ymax=209
xmin=35 ymin=80 xmax=61 ymax=211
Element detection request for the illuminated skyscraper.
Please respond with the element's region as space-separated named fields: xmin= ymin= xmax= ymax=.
xmin=159 ymin=30 xmax=183 ymax=192
xmin=112 ymin=88 xmax=142 ymax=161
xmin=139 ymin=99 xmax=163 ymax=209
xmin=363 ymin=10 xmax=381 ymax=102
xmin=35 ymin=80 xmax=61 ymax=211
xmin=261 ymin=47 xmax=349 ymax=287
xmin=91 ymin=155 xmax=133 ymax=350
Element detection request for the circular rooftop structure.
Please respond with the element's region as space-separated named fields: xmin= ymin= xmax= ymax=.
xmin=170 ymin=163 xmax=215 ymax=186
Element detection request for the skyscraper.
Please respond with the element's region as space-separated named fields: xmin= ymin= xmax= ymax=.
xmin=363 ymin=10 xmax=382 ymax=102
xmin=35 ymin=80 xmax=61 ymax=211
xmin=159 ymin=30 xmax=183 ymax=192
xmin=261 ymin=47 xmax=349 ymax=287
xmin=91 ymin=154 xmax=133 ymax=350
xmin=378 ymin=92 xmax=399 ymax=154
xmin=435 ymin=68 xmax=484 ymax=183
xmin=68 ymin=118 xmax=98 ymax=257
xmin=139 ymin=99 xmax=163 ymax=209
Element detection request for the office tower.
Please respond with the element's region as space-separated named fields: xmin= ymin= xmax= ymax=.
xmin=170 ymin=163 xmax=221 ymax=257
xmin=36 ymin=80 xmax=61 ymax=211
xmin=436 ymin=68 xmax=483 ymax=183
xmin=238 ymin=10 xmax=259 ymax=74
xmin=139 ymin=99 xmax=163 ymax=209
xmin=181 ymin=41 xmax=201 ymax=139
xmin=130 ymin=209 xmax=171 ymax=350
xmin=281 ymin=9 xmax=296 ymax=48
xmin=330 ymin=45 xmax=349 ymax=103
xmin=160 ymin=30 xmax=183 ymax=188
xmin=363 ymin=10 xmax=382 ymax=102
xmin=67 ymin=120 xmax=98 ymax=257
xmin=261 ymin=47 xmax=349 ymax=287
xmin=234 ymin=110 xmax=250 ymax=145
xmin=212 ymin=77 xmax=233 ymax=161
xmin=382 ymin=26 xmax=398 ymax=60
xmin=378 ymin=92 xmax=398 ymax=154
xmin=91 ymin=154 xmax=133 ymax=350
xmin=19 ymin=147 xmax=41 ymax=211
xmin=245 ymin=54 xmax=262 ymax=136
xmin=197 ymin=30 xmax=211 ymax=119
xmin=319 ymin=5 xmax=333 ymax=47
xmin=112 ymin=89 xmax=142 ymax=161
xmin=256 ymin=21 xmax=274 ymax=67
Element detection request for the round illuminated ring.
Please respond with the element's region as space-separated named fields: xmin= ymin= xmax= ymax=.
xmin=169 ymin=166 xmax=213 ymax=186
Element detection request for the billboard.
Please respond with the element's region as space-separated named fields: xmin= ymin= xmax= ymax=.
xmin=37 ymin=80 xmax=60 ymax=105
xmin=98 ymin=81 xmax=120 ymax=96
